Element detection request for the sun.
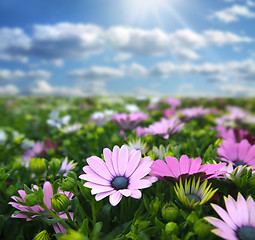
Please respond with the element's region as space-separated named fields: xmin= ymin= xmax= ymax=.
xmin=122 ymin=0 xmax=178 ymax=25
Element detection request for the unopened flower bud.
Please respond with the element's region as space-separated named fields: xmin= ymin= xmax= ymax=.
xmin=51 ymin=193 xmax=70 ymax=212
xmin=165 ymin=222 xmax=179 ymax=235
xmin=61 ymin=177 xmax=76 ymax=192
xmin=49 ymin=158 xmax=61 ymax=173
xmin=194 ymin=220 xmax=211 ymax=238
xmin=30 ymin=158 xmax=46 ymax=174
xmin=162 ymin=203 xmax=179 ymax=222
xmin=59 ymin=229 xmax=86 ymax=240
xmin=33 ymin=230 xmax=50 ymax=240
xmin=25 ymin=193 xmax=40 ymax=206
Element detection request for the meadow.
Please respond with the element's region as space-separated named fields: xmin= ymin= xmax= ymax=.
xmin=0 ymin=96 xmax=255 ymax=240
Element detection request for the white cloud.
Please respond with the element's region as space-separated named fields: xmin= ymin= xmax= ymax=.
xmin=0 ymin=24 xmax=253 ymax=63
xmin=120 ymin=62 xmax=148 ymax=76
xmin=0 ymin=69 xmax=51 ymax=81
xmin=69 ymin=66 xmax=124 ymax=80
xmin=218 ymin=84 xmax=255 ymax=96
xmin=0 ymin=84 xmax=19 ymax=95
xmin=27 ymin=80 xmax=85 ymax=96
xmin=210 ymin=4 xmax=255 ymax=23
xmin=113 ymin=53 xmax=132 ymax=62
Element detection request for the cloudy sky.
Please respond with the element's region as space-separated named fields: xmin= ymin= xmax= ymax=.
xmin=0 ymin=0 xmax=255 ymax=97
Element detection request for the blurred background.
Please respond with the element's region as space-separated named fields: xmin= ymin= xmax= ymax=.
xmin=0 ymin=0 xmax=254 ymax=97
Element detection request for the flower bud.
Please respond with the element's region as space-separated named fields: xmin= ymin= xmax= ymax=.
xmin=162 ymin=203 xmax=179 ymax=222
xmin=51 ymin=193 xmax=70 ymax=212
xmin=33 ymin=230 xmax=50 ymax=240
xmin=58 ymin=229 xmax=87 ymax=240
xmin=194 ymin=220 xmax=211 ymax=238
xmin=49 ymin=158 xmax=61 ymax=173
xmin=165 ymin=222 xmax=179 ymax=235
xmin=61 ymin=177 xmax=76 ymax=192
xmin=25 ymin=192 xmax=40 ymax=206
xmin=30 ymin=158 xmax=46 ymax=174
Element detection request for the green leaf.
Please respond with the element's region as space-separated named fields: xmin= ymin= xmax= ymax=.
xmin=67 ymin=171 xmax=77 ymax=180
xmin=90 ymin=222 xmax=102 ymax=240
xmin=78 ymin=181 xmax=92 ymax=202
xmin=23 ymin=184 xmax=33 ymax=195
xmin=36 ymin=215 xmax=67 ymax=225
xmin=79 ymin=219 xmax=89 ymax=236
xmin=143 ymin=195 xmax=150 ymax=213
xmin=154 ymin=217 xmax=165 ymax=230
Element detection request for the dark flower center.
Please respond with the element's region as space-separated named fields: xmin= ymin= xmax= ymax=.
xmin=186 ymin=194 xmax=200 ymax=203
xmin=237 ymin=226 xmax=255 ymax=240
xmin=111 ymin=176 xmax=129 ymax=190
xmin=234 ymin=160 xmax=246 ymax=166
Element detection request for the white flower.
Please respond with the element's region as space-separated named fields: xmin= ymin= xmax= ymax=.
xmin=0 ymin=130 xmax=7 ymax=144
xmin=47 ymin=109 xmax=70 ymax=129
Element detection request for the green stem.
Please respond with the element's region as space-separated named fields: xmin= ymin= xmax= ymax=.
xmin=73 ymin=192 xmax=92 ymax=223
xmin=65 ymin=210 xmax=79 ymax=230
xmin=91 ymin=200 xmax=97 ymax=226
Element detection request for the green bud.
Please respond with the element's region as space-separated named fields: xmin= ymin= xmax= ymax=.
xmin=49 ymin=158 xmax=61 ymax=173
xmin=151 ymin=197 xmax=161 ymax=215
xmin=25 ymin=192 xmax=40 ymax=206
xmin=61 ymin=177 xmax=76 ymax=192
xmin=165 ymin=222 xmax=179 ymax=235
xmin=58 ymin=229 xmax=87 ymax=240
xmin=162 ymin=203 xmax=179 ymax=222
xmin=194 ymin=220 xmax=211 ymax=238
xmin=51 ymin=193 xmax=70 ymax=212
xmin=96 ymin=127 xmax=104 ymax=135
xmin=33 ymin=230 xmax=50 ymax=240
xmin=30 ymin=158 xmax=46 ymax=174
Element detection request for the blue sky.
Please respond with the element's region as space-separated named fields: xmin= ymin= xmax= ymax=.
xmin=0 ymin=0 xmax=255 ymax=97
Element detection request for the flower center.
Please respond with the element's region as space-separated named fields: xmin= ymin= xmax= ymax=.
xmin=234 ymin=160 xmax=246 ymax=166
xmin=111 ymin=176 xmax=129 ymax=190
xmin=186 ymin=194 xmax=200 ymax=203
xmin=237 ymin=226 xmax=255 ymax=240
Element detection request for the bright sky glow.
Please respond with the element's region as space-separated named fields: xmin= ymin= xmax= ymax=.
xmin=0 ymin=0 xmax=255 ymax=97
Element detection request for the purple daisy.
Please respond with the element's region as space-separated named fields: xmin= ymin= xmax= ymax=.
xmin=145 ymin=116 xmax=184 ymax=139
xmin=79 ymin=145 xmax=157 ymax=206
xmin=149 ymin=155 xmax=226 ymax=184
xmin=9 ymin=181 xmax=73 ymax=234
xmin=217 ymin=139 xmax=255 ymax=167
xmin=112 ymin=112 xmax=147 ymax=130
xmin=205 ymin=193 xmax=255 ymax=240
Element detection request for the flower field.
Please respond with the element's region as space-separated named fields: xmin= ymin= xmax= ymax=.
xmin=1 ymin=96 xmax=255 ymax=240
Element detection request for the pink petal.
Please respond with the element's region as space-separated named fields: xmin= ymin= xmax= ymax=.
xmin=236 ymin=193 xmax=249 ymax=226
xmin=246 ymin=196 xmax=255 ymax=227
xmin=119 ymin=189 xmax=131 ymax=197
xmin=95 ymin=190 xmax=116 ymax=201
xmin=103 ymin=148 xmax=116 ymax=176
xmin=165 ymin=156 xmax=180 ymax=178
xmin=125 ymin=150 xmax=141 ymax=177
xmin=80 ymin=172 xmax=110 ymax=186
xmin=53 ymin=223 xmax=66 ymax=234
xmin=130 ymin=189 xmax=142 ymax=199
xmin=245 ymin=144 xmax=255 ymax=164
xmin=43 ymin=181 xmax=53 ymax=209
xmin=112 ymin=146 xmax=120 ymax=176
xmin=180 ymin=155 xmax=191 ymax=174
xmin=87 ymin=156 xmax=113 ymax=180
xmin=238 ymin=140 xmax=250 ymax=162
xmin=118 ymin=145 xmax=129 ymax=176
xmin=128 ymin=179 xmax=152 ymax=189
xmin=225 ymin=195 xmax=242 ymax=227
xmin=129 ymin=157 xmax=152 ymax=181
xmin=91 ymin=186 xmax=114 ymax=195
xmin=149 ymin=160 xmax=172 ymax=177
xmin=189 ymin=157 xmax=202 ymax=174
xmin=109 ymin=191 xmax=122 ymax=206
xmin=211 ymin=204 xmax=237 ymax=230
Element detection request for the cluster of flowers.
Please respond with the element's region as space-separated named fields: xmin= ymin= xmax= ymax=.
xmin=3 ymin=97 xmax=255 ymax=240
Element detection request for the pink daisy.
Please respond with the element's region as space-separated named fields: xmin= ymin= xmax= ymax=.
xmin=217 ymin=139 xmax=255 ymax=167
xmin=145 ymin=117 xmax=184 ymax=139
xmin=9 ymin=181 xmax=73 ymax=234
xmin=205 ymin=193 xmax=255 ymax=240
xmin=149 ymin=155 xmax=226 ymax=184
xmin=112 ymin=112 xmax=147 ymax=130
xmin=79 ymin=145 xmax=157 ymax=206
xmin=216 ymin=126 xmax=255 ymax=144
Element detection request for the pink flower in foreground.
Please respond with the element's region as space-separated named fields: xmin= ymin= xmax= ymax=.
xmin=149 ymin=155 xmax=226 ymax=184
xmin=217 ymin=139 xmax=255 ymax=167
xmin=205 ymin=193 xmax=255 ymax=240
xmin=112 ymin=112 xmax=147 ymax=130
xmin=79 ymin=145 xmax=157 ymax=206
xmin=9 ymin=181 xmax=73 ymax=234
xmin=145 ymin=117 xmax=184 ymax=139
